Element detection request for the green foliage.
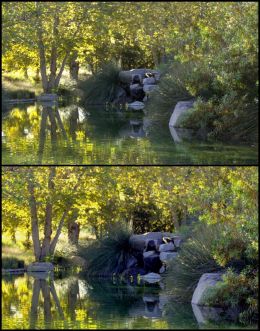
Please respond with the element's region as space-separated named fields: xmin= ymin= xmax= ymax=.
xmin=165 ymin=223 xmax=224 ymax=300
xmin=78 ymin=223 xmax=132 ymax=276
xmin=203 ymin=267 xmax=258 ymax=325
xmin=2 ymin=257 xmax=25 ymax=269
xmin=78 ymin=63 xmax=121 ymax=104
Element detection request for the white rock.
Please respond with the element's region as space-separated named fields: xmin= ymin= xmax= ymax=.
xmin=127 ymin=101 xmax=145 ymax=110
xmin=160 ymin=252 xmax=178 ymax=263
xmin=159 ymin=242 xmax=175 ymax=252
xmin=140 ymin=272 xmax=161 ymax=283
xmin=159 ymin=265 xmax=166 ymax=274
xmin=191 ymin=273 xmax=223 ymax=305
xmin=169 ymin=100 xmax=195 ymax=127
xmin=143 ymin=84 xmax=158 ymax=93
xmin=143 ymin=251 xmax=156 ymax=258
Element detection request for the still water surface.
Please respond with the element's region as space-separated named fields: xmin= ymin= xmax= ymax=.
xmin=2 ymin=273 xmax=252 ymax=329
xmin=2 ymin=102 xmax=258 ymax=165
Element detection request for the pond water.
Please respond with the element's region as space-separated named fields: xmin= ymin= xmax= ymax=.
xmin=2 ymin=102 xmax=258 ymax=165
xmin=2 ymin=273 xmax=252 ymax=330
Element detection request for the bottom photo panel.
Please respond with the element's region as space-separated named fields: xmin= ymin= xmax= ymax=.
xmin=2 ymin=166 xmax=258 ymax=330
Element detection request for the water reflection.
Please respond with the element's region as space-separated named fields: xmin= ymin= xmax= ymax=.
xmin=2 ymin=102 xmax=258 ymax=164
xmin=2 ymin=274 xmax=249 ymax=329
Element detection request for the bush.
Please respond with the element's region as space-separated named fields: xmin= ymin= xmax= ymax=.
xmin=202 ymin=267 xmax=258 ymax=325
xmin=78 ymin=223 xmax=132 ymax=276
xmin=165 ymin=223 xmax=224 ymax=301
xmin=2 ymin=257 xmax=25 ymax=269
xmin=78 ymin=63 xmax=121 ymax=105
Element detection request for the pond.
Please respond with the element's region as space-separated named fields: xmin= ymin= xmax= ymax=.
xmin=2 ymin=273 xmax=253 ymax=330
xmin=2 ymin=102 xmax=258 ymax=165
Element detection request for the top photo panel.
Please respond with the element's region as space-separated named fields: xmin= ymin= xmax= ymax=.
xmin=2 ymin=2 xmax=258 ymax=165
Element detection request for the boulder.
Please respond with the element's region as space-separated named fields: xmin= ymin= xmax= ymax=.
xmin=27 ymin=262 xmax=54 ymax=272
xmin=129 ymin=232 xmax=178 ymax=252
xmin=191 ymin=273 xmax=223 ymax=305
xmin=119 ymin=69 xmax=160 ymax=84
xmin=126 ymin=255 xmax=138 ymax=269
xmin=127 ymin=101 xmax=145 ymax=110
xmin=144 ymin=253 xmax=162 ymax=273
xmin=112 ymin=86 xmax=127 ymax=106
xmin=159 ymin=265 xmax=166 ymax=274
xmin=159 ymin=242 xmax=175 ymax=252
xmin=169 ymin=100 xmax=195 ymax=128
xmin=70 ymin=256 xmax=87 ymax=268
xmin=143 ymin=84 xmax=158 ymax=93
xmin=143 ymin=250 xmax=156 ymax=259
xmin=140 ymin=272 xmax=161 ymax=283
xmin=192 ymin=304 xmax=240 ymax=325
xmin=160 ymin=252 xmax=178 ymax=263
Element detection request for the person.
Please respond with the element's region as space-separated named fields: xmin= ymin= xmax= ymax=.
xmin=143 ymin=72 xmax=156 ymax=85
xmin=130 ymin=75 xmax=145 ymax=101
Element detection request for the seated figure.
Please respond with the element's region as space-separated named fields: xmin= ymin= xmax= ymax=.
xmin=130 ymin=75 xmax=145 ymax=101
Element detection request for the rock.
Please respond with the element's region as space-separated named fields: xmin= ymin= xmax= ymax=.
xmin=119 ymin=69 xmax=160 ymax=84
xmin=160 ymin=252 xmax=178 ymax=263
xmin=143 ymin=84 xmax=158 ymax=93
xmin=143 ymin=250 xmax=156 ymax=259
xmin=192 ymin=304 xmax=240 ymax=325
xmin=191 ymin=273 xmax=223 ymax=305
xmin=140 ymin=272 xmax=161 ymax=283
xmin=126 ymin=255 xmax=138 ymax=269
xmin=129 ymin=232 xmax=180 ymax=252
xmin=27 ymin=262 xmax=54 ymax=272
xmin=112 ymin=86 xmax=127 ymax=106
xmin=70 ymin=256 xmax=87 ymax=268
xmin=127 ymin=101 xmax=145 ymax=110
xmin=159 ymin=242 xmax=175 ymax=252
xmin=169 ymin=100 xmax=195 ymax=128
xmin=144 ymin=253 xmax=162 ymax=273
xmin=143 ymin=77 xmax=156 ymax=85
xmin=159 ymin=265 xmax=166 ymax=274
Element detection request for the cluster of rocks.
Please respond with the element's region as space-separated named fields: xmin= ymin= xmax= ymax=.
xmin=121 ymin=232 xmax=182 ymax=283
xmin=112 ymin=69 xmax=160 ymax=110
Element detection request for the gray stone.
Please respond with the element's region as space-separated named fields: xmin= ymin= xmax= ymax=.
xmin=27 ymin=262 xmax=54 ymax=272
xmin=119 ymin=69 xmax=160 ymax=84
xmin=169 ymin=100 xmax=195 ymax=128
xmin=143 ymin=250 xmax=156 ymax=259
xmin=192 ymin=304 xmax=239 ymax=325
xmin=160 ymin=252 xmax=178 ymax=263
xmin=159 ymin=265 xmax=166 ymax=274
xmin=159 ymin=242 xmax=175 ymax=252
xmin=129 ymin=232 xmax=180 ymax=251
xmin=112 ymin=86 xmax=127 ymax=106
xmin=191 ymin=273 xmax=223 ymax=305
xmin=126 ymin=256 xmax=138 ymax=269
xmin=127 ymin=101 xmax=145 ymax=110
xmin=143 ymin=84 xmax=158 ymax=93
xmin=140 ymin=272 xmax=161 ymax=283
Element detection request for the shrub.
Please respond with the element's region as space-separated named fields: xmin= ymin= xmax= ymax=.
xmin=202 ymin=267 xmax=258 ymax=325
xmin=78 ymin=63 xmax=121 ymax=105
xmin=2 ymin=257 xmax=25 ymax=269
xmin=78 ymin=223 xmax=133 ymax=276
xmin=164 ymin=223 xmax=224 ymax=301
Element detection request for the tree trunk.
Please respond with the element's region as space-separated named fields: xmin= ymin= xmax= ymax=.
xmin=27 ymin=171 xmax=41 ymax=261
xmin=40 ymin=167 xmax=56 ymax=261
xmin=69 ymin=51 xmax=79 ymax=81
xmin=68 ymin=219 xmax=80 ymax=245
xmin=35 ymin=68 xmax=40 ymax=82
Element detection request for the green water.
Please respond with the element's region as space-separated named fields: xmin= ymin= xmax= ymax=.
xmin=2 ymin=273 xmax=252 ymax=329
xmin=2 ymin=102 xmax=258 ymax=165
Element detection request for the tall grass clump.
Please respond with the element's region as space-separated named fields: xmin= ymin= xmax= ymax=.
xmin=78 ymin=63 xmax=121 ymax=105
xmin=164 ymin=223 xmax=224 ymax=301
xmin=78 ymin=223 xmax=132 ymax=277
